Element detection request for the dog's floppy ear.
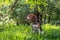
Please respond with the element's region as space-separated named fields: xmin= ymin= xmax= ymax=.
xmin=27 ymin=14 xmax=37 ymax=22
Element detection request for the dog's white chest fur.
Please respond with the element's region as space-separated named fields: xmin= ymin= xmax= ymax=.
xmin=32 ymin=24 xmax=38 ymax=28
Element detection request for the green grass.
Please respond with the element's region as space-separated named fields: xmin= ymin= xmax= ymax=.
xmin=0 ymin=23 xmax=60 ymax=40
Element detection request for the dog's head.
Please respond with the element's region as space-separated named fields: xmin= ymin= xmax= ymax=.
xmin=27 ymin=14 xmax=37 ymax=22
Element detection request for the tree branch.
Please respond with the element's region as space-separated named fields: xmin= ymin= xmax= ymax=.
xmin=11 ymin=0 xmax=19 ymax=11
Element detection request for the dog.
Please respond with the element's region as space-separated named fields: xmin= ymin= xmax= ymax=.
xmin=27 ymin=14 xmax=43 ymax=34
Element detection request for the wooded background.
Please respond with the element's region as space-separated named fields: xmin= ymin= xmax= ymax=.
xmin=0 ymin=0 xmax=60 ymax=25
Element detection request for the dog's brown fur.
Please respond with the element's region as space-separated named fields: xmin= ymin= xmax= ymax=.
xmin=27 ymin=14 xmax=43 ymax=34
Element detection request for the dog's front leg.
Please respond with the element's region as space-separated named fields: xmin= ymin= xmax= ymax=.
xmin=30 ymin=23 xmax=35 ymax=33
xmin=37 ymin=28 xmax=44 ymax=34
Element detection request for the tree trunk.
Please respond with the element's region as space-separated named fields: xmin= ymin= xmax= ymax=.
xmin=48 ymin=15 xmax=51 ymax=23
xmin=44 ymin=14 xmax=46 ymax=24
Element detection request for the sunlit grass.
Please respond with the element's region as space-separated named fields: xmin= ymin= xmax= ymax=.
xmin=43 ymin=24 xmax=60 ymax=30
xmin=0 ymin=23 xmax=60 ymax=40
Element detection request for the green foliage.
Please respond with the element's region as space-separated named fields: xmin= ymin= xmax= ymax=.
xmin=0 ymin=24 xmax=60 ymax=40
xmin=0 ymin=0 xmax=14 ymax=7
xmin=0 ymin=0 xmax=60 ymax=24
